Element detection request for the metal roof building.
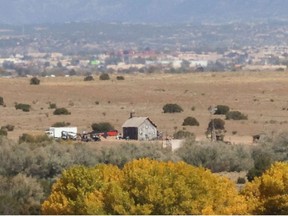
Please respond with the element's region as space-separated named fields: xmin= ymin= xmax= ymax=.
xmin=122 ymin=117 xmax=157 ymax=141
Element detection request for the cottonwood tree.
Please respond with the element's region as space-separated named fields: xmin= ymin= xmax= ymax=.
xmin=42 ymin=159 xmax=248 ymax=215
xmin=242 ymin=162 xmax=288 ymax=215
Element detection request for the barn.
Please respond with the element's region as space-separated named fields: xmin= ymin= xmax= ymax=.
xmin=122 ymin=117 xmax=158 ymax=140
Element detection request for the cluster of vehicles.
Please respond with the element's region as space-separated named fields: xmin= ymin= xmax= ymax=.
xmin=45 ymin=127 xmax=119 ymax=142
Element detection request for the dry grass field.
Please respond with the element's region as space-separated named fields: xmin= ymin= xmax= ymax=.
xmin=1 ymin=71 xmax=288 ymax=143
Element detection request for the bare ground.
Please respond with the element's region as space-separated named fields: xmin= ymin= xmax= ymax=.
xmin=1 ymin=71 xmax=288 ymax=143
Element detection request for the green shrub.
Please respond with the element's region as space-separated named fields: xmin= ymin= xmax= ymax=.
xmin=69 ymin=69 xmax=77 ymax=76
xmin=84 ymin=75 xmax=94 ymax=81
xmin=91 ymin=122 xmax=114 ymax=132
xmin=99 ymin=73 xmax=110 ymax=80
xmin=0 ymin=96 xmax=4 ymax=106
xmin=246 ymin=168 xmax=264 ymax=182
xmin=215 ymin=105 xmax=230 ymax=115
xmin=30 ymin=77 xmax=40 ymax=85
xmin=182 ymin=117 xmax=199 ymax=126
xmin=1 ymin=124 xmax=14 ymax=131
xmin=226 ymin=111 xmax=248 ymax=120
xmin=48 ymin=103 xmax=57 ymax=109
xmin=173 ymin=130 xmax=195 ymax=139
xmin=18 ymin=133 xmax=37 ymax=143
xmin=19 ymin=133 xmax=52 ymax=144
xmin=0 ymin=129 xmax=7 ymax=136
xmin=51 ymin=122 xmax=71 ymax=127
xmin=0 ymin=174 xmax=44 ymax=215
xmin=116 ymin=75 xmax=125 ymax=80
xmin=97 ymin=142 xmax=174 ymax=168
xmin=53 ymin=108 xmax=71 ymax=115
xmin=247 ymin=150 xmax=274 ymax=181
xmin=237 ymin=177 xmax=246 ymax=184
xmin=176 ymin=141 xmax=254 ymax=172
xmin=163 ymin=103 xmax=183 ymax=113
xmin=207 ymin=118 xmax=225 ymax=131
xmin=15 ymin=103 xmax=31 ymax=112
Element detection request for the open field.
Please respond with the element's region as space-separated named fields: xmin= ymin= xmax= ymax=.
xmin=1 ymin=71 xmax=288 ymax=143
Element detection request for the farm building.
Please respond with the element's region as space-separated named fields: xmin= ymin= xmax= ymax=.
xmin=122 ymin=117 xmax=158 ymax=140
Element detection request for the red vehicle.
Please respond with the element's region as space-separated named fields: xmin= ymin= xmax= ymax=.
xmin=91 ymin=130 xmax=119 ymax=138
xmin=107 ymin=130 xmax=118 ymax=136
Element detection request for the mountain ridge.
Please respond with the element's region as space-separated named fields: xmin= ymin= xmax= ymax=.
xmin=1 ymin=0 xmax=288 ymax=25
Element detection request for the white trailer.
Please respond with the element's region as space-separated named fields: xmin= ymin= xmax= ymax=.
xmin=46 ymin=127 xmax=78 ymax=139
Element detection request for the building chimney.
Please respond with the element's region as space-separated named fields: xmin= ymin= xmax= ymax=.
xmin=130 ymin=110 xmax=135 ymax=118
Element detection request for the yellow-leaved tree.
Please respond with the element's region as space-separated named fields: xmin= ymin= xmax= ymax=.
xmin=121 ymin=159 xmax=248 ymax=215
xmin=242 ymin=162 xmax=288 ymax=215
xmin=41 ymin=164 xmax=130 ymax=215
xmin=42 ymin=159 xmax=248 ymax=215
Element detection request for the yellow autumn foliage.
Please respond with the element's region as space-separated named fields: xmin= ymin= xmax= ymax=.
xmin=122 ymin=159 xmax=248 ymax=215
xmin=242 ymin=162 xmax=288 ymax=215
xmin=41 ymin=164 xmax=124 ymax=214
xmin=41 ymin=159 xmax=248 ymax=215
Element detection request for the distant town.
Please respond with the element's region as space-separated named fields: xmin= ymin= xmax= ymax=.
xmin=0 ymin=21 xmax=288 ymax=77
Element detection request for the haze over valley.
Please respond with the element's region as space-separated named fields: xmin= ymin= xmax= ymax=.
xmin=1 ymin=1 xmax=288 ymax=215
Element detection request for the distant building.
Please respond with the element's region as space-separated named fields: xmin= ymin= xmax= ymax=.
xmin=243 ymin=64 xmax=286 ymax=71
xmin=122 ymin=116 xmax=158 ymax=141
xmin=106 ymin=63 xmax=144 ymax=70
xmin=189 ymin=60 xmax=208 ymax=68
xmin=172 ymin=60 xmax=182 ymax=68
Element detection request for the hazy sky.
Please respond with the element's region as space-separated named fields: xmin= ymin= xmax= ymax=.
xmin=0 ymin=0 xmax=287 ymax=25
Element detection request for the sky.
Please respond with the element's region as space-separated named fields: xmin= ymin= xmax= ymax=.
xmin=0 ymin=0 xmax=287 ymax=25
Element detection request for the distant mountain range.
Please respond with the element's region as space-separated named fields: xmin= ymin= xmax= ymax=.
xmin=1 ymin=0 xmax=288 ymax=25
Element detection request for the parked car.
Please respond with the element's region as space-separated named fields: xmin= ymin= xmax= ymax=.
xmin=81 ymin=132 xmax=101 ymax=142
xmin=92 ymin=130 xmax=119 ymax=137
xmin=107 ymin=130 xmax=118 ymax=136
xmin=90 ymin=133 xmax=101 ymax=141
xmin=61 ymin=131 xmax=78 ymax=140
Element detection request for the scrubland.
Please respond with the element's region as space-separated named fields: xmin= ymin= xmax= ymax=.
xmin=1 ymin=71 xmax=288 ymax=143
